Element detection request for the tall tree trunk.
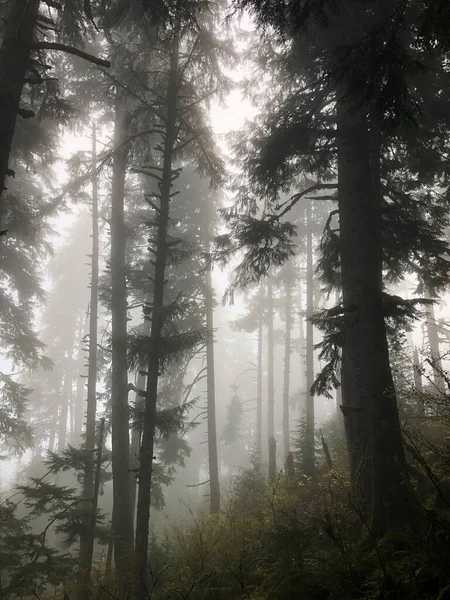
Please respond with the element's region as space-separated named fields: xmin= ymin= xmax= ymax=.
xmin=425 ymin=300 xmax=445 ymax=394
xmin=267 ymin=277 xmax=275 ymax=481
xmin=337 ymin=98 xmax=413 ymax=535
xmin=79 ymin=124 xmax=100 ymax=591
xmin=135 ymin=35 xmax=179 ymax=600
xmin=0 ymin=0 xmax=39 ymax=219
xmin=282 ymin=279 xmax=292 ymax=460
xmin=256 ymin=303 xmax=263 ymax=464
xmin=130 ymin=317 xmax=150 ymax=525
xmin=304 ymin=201 xmax=315 ymax=476
xmin=110 ymin=93 xmax=133 ymax=581
xmin=205 ymin=253 xmax=220 ymax=514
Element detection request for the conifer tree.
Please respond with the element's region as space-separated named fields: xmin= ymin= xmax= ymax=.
xmin=78 ymin=124 xmax=100 ymax=589
xmin=227 ymin=0 xmax=450 ymax=535
xmin=124 ymin=11 xmax=227 ymax=596
xmin=0 ymin=0 xmax=109 ymax=220
xmin=109 ymin=92 xmax=134 ymax=579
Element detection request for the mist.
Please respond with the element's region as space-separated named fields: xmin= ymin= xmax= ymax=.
xmin=1 ymin=1 xmax=450 ymax=599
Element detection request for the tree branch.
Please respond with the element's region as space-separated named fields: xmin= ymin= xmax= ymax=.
xmin=29 ymin=42 xmax=110 ymax=67
xmin=276 ymin=183 xmax=337 ymax=219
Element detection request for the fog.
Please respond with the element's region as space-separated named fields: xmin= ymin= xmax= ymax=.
xmin=1 ymin=1 xmax=450 ymax=599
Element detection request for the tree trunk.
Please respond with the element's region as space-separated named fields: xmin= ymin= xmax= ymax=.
xmin=58 ymin=348 xmax=74 ymax=451
xmin=0 ymin=0 xmax=39 ymax=220
xmin=337 ymin=98 xmax=413 ymax=535
xmin=205 ymin=253 xmax=221 ymax=514
xmin=304 ymin=201 xmax=315 ymax=477
xmin=79 ymin=124 xmax=100 ymax=592
xmin=267 ymin=277 xmax=275 ymax=481
xmin=73 ymin=314 xmax=88 ymax=445
xmin=282 ymin=279 xmax=292 ymax=460
xmin=110 ymin=93 xmax=133 ymax=582
xmin=130 ymin=317 xmax=150 ymax=525
xmin=413 ymin=346 xmax=424 ymax=415
xmin=268 ymin=436 xmax=276 ymax=484
xmin=256 ymin=302 xmax=263 ymax=464
xmin=135 ymin=35 xmax=179 ymax=600
xmin=267 ymin=278 xmax=274 ymax=441
xmin=425 ymin=300 xmax=445 ymax=394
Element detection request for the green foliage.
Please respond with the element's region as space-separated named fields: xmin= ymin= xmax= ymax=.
xmin=104 ymin=418 xmax=450 ymax=600
xmin=214 ymin=212 xmax=297 ymax=302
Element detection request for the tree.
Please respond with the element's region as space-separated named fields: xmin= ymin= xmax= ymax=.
xmin=109 ymin=93 xmax=134 ymax=579
xmin=266 ymin=276 xmax=276 ymax=482
xmin=205 ymin=243 xmax=221 ymax=514
xmin=0 ymin=0 xmax=109 ymax=221
xmin=78 ymin=124 xmax=100 ymax=589
xmin=128 ymin=12 xmax=227 ymax=597
xmin=228 ymin=0 xmax=450 ymax=535
xmin=304 ymin=199 xmax=315 ymax=477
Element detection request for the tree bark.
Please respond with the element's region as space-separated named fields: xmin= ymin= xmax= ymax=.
xmin=337 ymin=97 xmax=413 ymax=536
xmin=135 ymin=34 xmax=179 ymax=600
xmin=0 ymin=0 xmax=40 ymax=221
xmin=304 ymin=201 xmax=315 ymax=477
xmin=282 ymin=278 xmax=292 ymax=460
xmin=130 ymin=317 xmax=150 ymax=525
xmin=110 ymin=92 xmax=134 ymax=582
xmin=205 ymin=254 xmax=221 ymax=514
xmin=79 ymin=124 xmax=100 ymax=592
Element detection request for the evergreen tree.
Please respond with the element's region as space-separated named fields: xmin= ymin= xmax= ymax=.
xmin=0 ymin=0 xmax=109 ymax=218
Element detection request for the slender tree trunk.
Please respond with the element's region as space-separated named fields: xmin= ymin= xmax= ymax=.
xmin=335 ymin=357 xmax=342 ymax=412
xmin=282 ymin=279 xmax=292 ymax=460
xmin=205 ymin=254 xmax=220 ymax=514
xmin=73 ymin=314 xmax=88 ymax=445
xmin=58 ymin=348 xmax=74 ymax=451
xmin=79 ymin=124 xmax=100 ymax=592
xmin=337 ymin=98 xmax=413 ymax=535
xmin=267 ymin=277 xmax=275 ymax=481
xmin=304 ymin=201 xmax=315 ymax=477
xmin=256 ymin=304 xmax=263 ymax=464
xmin=425 ymin=300 xmax=445 ymax=394
xmin=110 ymin=93 xmax=133 ymax=581
xmin=268 ymin=436 xmax=276 ymax=484
xmin=48 ymin=403 xmax=58 ymax=452
xmin=413 ymin=347 xmax=424 ymax=416
xmin=0 ymin=0 xmax=40 ymax=219
xmin=135 ymin=36 xmax=179 ymax=600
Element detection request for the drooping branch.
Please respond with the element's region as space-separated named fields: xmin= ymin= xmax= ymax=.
xmin=29 ymin=42 xmax=110 ymax=67
xmin=276 ymin=183 xmax=337 ymax=219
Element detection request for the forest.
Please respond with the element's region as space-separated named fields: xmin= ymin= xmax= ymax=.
xmin=1 ymin=0 xmax=450 ymax=598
